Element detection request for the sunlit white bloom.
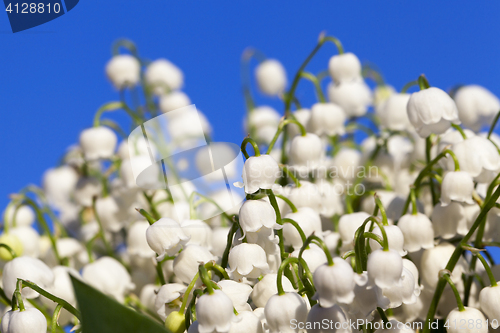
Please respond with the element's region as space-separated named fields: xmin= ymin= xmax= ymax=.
xmin=239 ymin=199 xmax=278 ymax=236
xmin=431 ymin=202 xmax=468 ymax=239
xmin=288 ymin=109 xmax=311 ymax=138
xmin=105 ymin=54 xmax=141 ymax=89
xmin=313 ymin=257 xmax=355 ymax=306
xmin=331 ymin=148 xmax=362 ymax=182
xmin=264 ymin=292 xmax=309 ymax=333
xmin=239 ymin=154 xmax=280 ymax=194
xmin=227 ymin=243 xmax=269 ymax=280
xmin=306 ymin=304 xmax=350 ymax=333
xmin=145 ymin=58 xmax=184 ymax=94
xmin=291 ymin=243 xmax=327 ymax=273
xmin=327 ymin=80 xmax=372 ymax=117
xmin=406 ymin=87 xmax=460 ymax=137
xmin=82 ymin=256 xmax=135 ymax=302
xmin=328 ymin=52 xmax=362 ymax=83
xmin=369 ymin=225 xmax=406 ymax=256
xmin=289 ymin=133 xmax=323 ymax=171
xmin=95 ymin=196 xmax=126 ymax=232
xmin=180 ymin=219 xmax=213 ymax=249
xmin=155 ymin=283 xmax=187 ymax=320
xmin=283 ymin=207 xmax=322 ymax=249
xmin=440 ymin=171 xmax=474 ymax=205
xmin=307 ymin=103 xmax=346 ymax=136
xmin=454 ymin=85 xmax=500 ymax=131
xmin=159 ymin=91 xmax=191 ymax=113
xmin=446 ymin=307 xmax=488 ymax=333
xmin=2 ymin=256 xmax=54 ymax=299
xmin=229 ymin=311 xmax=264 ymax=333
xmin=42 ymin=166 xmax=79 ymax=208
xmin=367 ymin=249 xmax=403 ymax=289
xmin=146 ymin=218 xmax=190 ymax=261
xmin=9 ymin=226 xmax=40 ymax=258
xmin=255 ymin=59 xmax=287 ymax=96
xmin=173 ymin=244 xmax=215 ymax=284
xmin=1 ymin=308 xmax=47 ymax=333
xmin=420 ymin=242 xmax=466 ymax=289
xmin=74 ymin=177 xmax=102 ymax=207
xmin=218 ymin=280 xmax=253 ymax=312
xmin=251 ymin=273 xmax=295 ymax=308
xmin=79 ymin=126 xmax=117 ymax=160
xmin=378 ymin=93 xmax=411 ymax=131
xmin=338 ymin=212 xmax=371 ymax=251
xmin=478 ymin=284 xmax=500 ymax=328
xmin=127 ymin=221 xmax=154 ymax=257
xmin=397 ymin=213 xmax=434 ymax=252
xmin=244 ymin=106 xmax=281 ymax=143
xmin=196 ymin=290 xmax=236 ymax=333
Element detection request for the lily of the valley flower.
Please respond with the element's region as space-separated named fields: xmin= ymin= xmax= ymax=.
xmin=264 ymin=292 xmax=309 ymax=333
xmin=255 ymin=59 xmax=287 ymax=96
xmin=239 ymin=155 xmax=280 ymax=194
xmin=227 ymin=243 xmax=270 ymax=280
xmin=105 ymin=55 xmax=141 ymax=89
xmin=79 ymin=126 xmax=117 ymax=160
xmin=440 ymin=171 xmax=474 ymax=206
xmin=146 ymin=218 xmax=190 ymax=261
xmin=313 ymin=257 xmax=355 ymax=306
xmin=1 ymin=308 xmax=47 ymax=333
xmin=238 ymin=199 xmax=278 ymax=236
xmin=196 ymin=290 xmax=236 ymax=333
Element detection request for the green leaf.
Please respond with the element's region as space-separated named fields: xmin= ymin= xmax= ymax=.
xmin=70 ymin=275 xmax=169 ymax=333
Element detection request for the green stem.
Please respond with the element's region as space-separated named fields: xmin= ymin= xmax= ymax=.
xmin=136 ymin=208 xmax=157 ymax=225
xmin=474 ymin=252 xmax=497 ymax=287
xmin=451 ymin=124 xmax=467 ymax=140
xmin=276 ymin=257 xmax=313 ymax=296
xmin=401 ymin=80 xmax=418 ymax=93
xmin=205 ymin=261 xmax=230 ymax=280
xmin=92 ymin=196 xmax=114 ymax=257
xmin=155 ymin=261 xmax=166 ymax=285
xmin=18 ymin=279 xmax=81 ymax=320
xmin=93 ymin=102 xmax=131 ymax=127
xmin=275 ymin=194 xmax=298 ymax=213
xmin=0 ymin=243 xmax=17 ymax=259
xmin=300 ymin=72 xmax=326 ymax=103
xmin=221 ymin=222 xmax=239 ymax=269
xmin=51 ymin=304 xmax=63 ymax=333
xmin=488 ymin=110 xmax=500 ymax=139
xmin=364 ymin=232 xmax=384 ymax=247
xmin=418 ymin=75 xmax=430 ymax=90
xmin=377 ymin=307 xmax=390 ymax=324
xmin=300 ymin=235 xmax=334 ymax=266
xmin=281 ymin=218 xmax=307 ymax=245
xmin=143 ymin=192 xmax=161 ymax=221
xmin=266 ymin=190 xmax=286 ymax=261
xmin=442 ymin=273 xmax=465 ymax=311
xmin=410 ymin=187 xmax=418 ymax=215
xmin=198 ymin=265 xmax=214 ymax=295
xmin=179 ymin=272 xmax=199 ymax=313
xmin=241 ymin=137 xmax=261 ymax=159
xmin=112 ymin=39 xmax=138 ymax=57
xmin=374 ymin=195 xmax=389 ymax=226
xmin=279 ymin=165 xmax=301 ymax=187
xmin=267 ymin=119 xmax=307 ymax=154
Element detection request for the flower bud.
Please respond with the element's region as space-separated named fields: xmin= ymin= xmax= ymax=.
xmin=251 ymin=273 xmax=295 ymax=308
xmin=244 ymin=106 xmax=281 ymax=144
xmin=227 ymin=243 xmax=269 ymax=280
xmin=196 ymin=290 xmax=236 ymax=333
xmin=146 ymin=218 xmax=190 ymax=261
xmin=3 ymin=204 xmax=35 ymax=228
xmin=239 ymin=199 xmax=278 ymax=236
xmin=94 ymin=196 xmax=125 ymax=233
xmin=307 ymin=103 xmax=346 ymax=136
xmin=328 ymin=53 xmax=362 ymax=83
xmin=255 ymin=59 xmax=287 ymax=96
xmin=291 ymin=243 xmax=327 ymax=273
xmin=1 ymin=308 xmax=47 ymax=333
xmin=181 ymin=219 xmax=213 ymax=249
xmin=406 ymin=87 xmax=460 ymax=138
xmin=240 ymin=155 xmax=280 ymax=194
xmin=264 ymin=292 xmax=308 ymax=333
xmin=9 ymin=226 xmax=39 ymax=258
xmin=313 ymin=257 xmax=355 ymax=306
xmin=82 ymin=256 xmax=134 ymax=302
xmin=446 ymin=307 xmax=488 ymax=333
xmin=397 ymin=213 xmax=434 ymax=253
xmin=440 ymin=171 xmax=474 ymax=206
xmin=42 ymin=166 xmax=79 ymax=208
xmin=454 ymin=85 xmax=500 ymax=131
xmin=367 ymin=249 xmax=403 ymax=289
xmin=288 ymin=109 xmax=311 ymax=138
xmin=327 ymin=80 xmax=372 ymax=117
xmin=0 ymin=234 xmax=23 ymax=260
xmin=79 ymin=126 xmax=117 ymax=161
xmin=105 ymin=55 xmax=141 ymax=89
xmin=145 ymin=59 xmax=184 ymax=94
xmin=165 ymin=311 xmax=186 ymax=333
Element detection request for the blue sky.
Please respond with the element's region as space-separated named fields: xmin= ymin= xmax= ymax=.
xmin=1 ymin=1 xmax=500 ymax=211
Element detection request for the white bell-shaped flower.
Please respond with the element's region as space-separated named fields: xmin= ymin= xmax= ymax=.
xmin=317 ymin=179 xmax=344 ymax=218
xmin=283 ymin=207 xmax=322 ymax=249
xmin=79 ymin=126 xmax=117 ymax=160
xmin=478 ymin=284 xmax=500 ymax=328
xmin=284 ymin=181 xmax=322 ymax=213
xmin=42 ymin=166 xmax=79 ymax=208
xmin=342 ymin=272 xmax=379 ymax=320
xmin=338 ymin=212 xmax=371 ymax=251
xmin=331 ymin=148 xmax=362 ymax=182
xmin=307 ymin=103 xmax=346 ymax=136
xmin=180 ymin=219 xmax=213 ymax=249
xmin=255 ymin=59 xmax=287 ymax=96
xmin=446 ymin=307 xmax=488 ymax=333
xmin=327 ymin=80 xmax=372 ymax=117
xmin=454 ymin=85 xmax=500 ymax=131
xmin=211 ymin=227 xmax=230 ymax=257
xmin=240 ymin=155 xmax=280 ymax=194
xmin=155 ymin=283 xmax=187 ymax=320
xmin=376 ymin=266 xmax=418 ymax=309
xmin=94 ymin=196 xmax=125 ymax=233
xmin=397 ymin=213 xmax=434 ymax=253
xmin=447 ymin=136 xmax=500 ymax=183
xmin=146 ymin=218 xmax=190 ymax=261
xmin=378 ymin=93 xmax=411 ymax=131
xmin=3 ymin=204 xmax=35 ymax=228
xmin=289 ymin=133 xmax=323 ymax=172
xmin=82 ymin=256 xmax=134 ymax=302
xmin=145 ymin=58 xmax=184 ymax=94
xmin=105 ymin=54 xmax=141 ymax=89
xmin=440 ymin=171 xmax=474 ymax=205
xmin=227 ymin=243 xmax=269 ymax=280
xmin=369 ymin=225 xmax=406 ymax=256
xmin=2 ymin=256 xmax=54 ymax=299
xmin=218 ymin=280 xmax=253 ymax=312
xmin=173 ymin=244 xmax=216 ymax=284
xmin=306 ymin=303 xmax=350 ymax=333
xmin=328 ymin=52 xmax=362 ymax=83
xmin=196 ymin=289 xmax=236 ymax=333
xmin=1 ymin=308 xmax=47 ymax=333
xmin=420 ymin=242 xmax=466 ymax=289
xmin=251 ymin=273 xmax=295 ymax=308
xmin=244 ymin=106 xmax=281 ymax=144
xmin=239 ymin=199 xmax=278 ymax=236
xmin=9 ymin=226 xmax=40 ymax=258
xmin=367 ymin=249 xmax=403 ymax=289
xmin=313 ymin=257 xmax=355 ymax=306
xmin=406 ymin=87 xmax=460 ymax=138
xmin=127 ymin=221 xmax=154 ymax=258
xmin=264 ymin=292 xmax=309 ymax=333
xmin=431 ymin=202 xmax=469 ymax=239
xmin=159 ymin=91 xmax=191 ymax=113
xmin=229 ymin=311 xmax=264 ymax=333
xmin=291 ymin=243 xmax=328 ymax=273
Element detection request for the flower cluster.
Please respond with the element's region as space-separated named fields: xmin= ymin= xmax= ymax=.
xmin=2 ymin=34 xmax=500 ymax=333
